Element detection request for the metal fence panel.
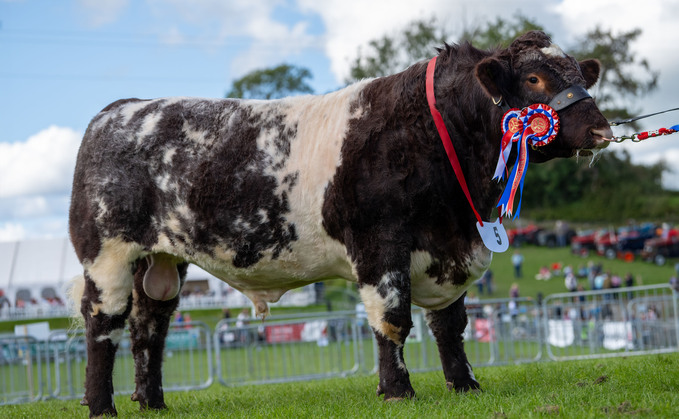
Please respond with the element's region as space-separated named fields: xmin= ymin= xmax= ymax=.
xmin=214 ymin=312 xmax=360 ymax=386
xmin=45 ymin=321 xmax=212 ymax=401
xmin=374 ymin=300 xmax=542 ymax=374
xmin=543 ymin=284 xmax=678 ymax=361
xmin=0 ymin=335 xmax=44 ymax=405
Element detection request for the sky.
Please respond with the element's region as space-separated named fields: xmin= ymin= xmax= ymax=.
xmin=1 ymin=0 xmax=679 ymax=242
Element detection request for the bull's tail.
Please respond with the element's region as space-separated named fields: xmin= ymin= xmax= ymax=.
xmin=68 ymin=273 xmax=86 ymax=329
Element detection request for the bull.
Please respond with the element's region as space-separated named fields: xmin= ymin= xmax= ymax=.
xmin=69 ymin=31 xmax=611 ymax=416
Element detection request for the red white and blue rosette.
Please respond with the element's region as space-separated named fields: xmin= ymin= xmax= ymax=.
xmin=496 ymin=104 xmax=560 ymax=218
xmin=521 ymin=104 xmax=560 ymax=147
xmin=492 ymin=108 xmax=522 ymax=180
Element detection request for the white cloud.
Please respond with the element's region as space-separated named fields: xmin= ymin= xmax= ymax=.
xmin=78 ymin=0 xmax=130 ymax=27
xmin=0 ymin=126 xmax=82 ymax=199
xmin=0 ymin=223 xmax=26 ymax=242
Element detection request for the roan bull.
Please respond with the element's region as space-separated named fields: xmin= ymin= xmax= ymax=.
xmin=69 ymin=31 xmax=612 ymax=416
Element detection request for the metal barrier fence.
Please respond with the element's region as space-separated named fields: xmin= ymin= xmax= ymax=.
xmin=543 ymin=284 xmax=679 ymax=360
xmin=2 ymin=285 xmax=677 ymax=406
xmin=214 ymin=311 xmax=362 ymax=386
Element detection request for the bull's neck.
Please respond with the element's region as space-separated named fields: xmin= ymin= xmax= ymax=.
xmin=418 ymin=60 xmax=505 ymax=220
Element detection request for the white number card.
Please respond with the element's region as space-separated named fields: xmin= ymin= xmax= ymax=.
xmin=476 ymin=219 xmax=509 ymax=253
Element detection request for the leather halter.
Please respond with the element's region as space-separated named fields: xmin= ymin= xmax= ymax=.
xmin=493 ymin=85 xmax=591 ymax=113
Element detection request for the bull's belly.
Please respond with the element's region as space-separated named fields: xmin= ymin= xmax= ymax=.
xmin=163 ymin=231 xmax=356 ymax=308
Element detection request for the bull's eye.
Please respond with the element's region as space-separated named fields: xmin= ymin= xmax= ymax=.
xmin=528 ymin=76 xmax=539 ymax=84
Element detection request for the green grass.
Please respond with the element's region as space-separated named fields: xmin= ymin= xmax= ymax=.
xmin=3 ymin=353 xmax=678 ymax=418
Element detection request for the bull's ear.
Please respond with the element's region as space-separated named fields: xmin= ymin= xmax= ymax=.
xmin=579 ymin=59 xmax=600 ymax=89
xmin=475 ymin=57 xmax=510 ymax=101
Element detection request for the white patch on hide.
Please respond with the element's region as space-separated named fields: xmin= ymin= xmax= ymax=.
xmin=258 ymin=209 xmax=269 ymax=223
xmin=162 ymin=147 xmax=176 ymax=165
xmin=96 ymin=328 xmax=124 ymax=345
xmin=359 ymin=272 xmax=403 ymax=342
xmin=85 ymin=237 xmax=142 ymax=316
xmin=182 ymin=120 xmax=211 ymax=146
xmin=137 ymin=112 xmax=163 ymax=144
xmin=155 ymin=173 xmax=172 ymax=192
xmin=541 ymin=44 xmax=566 ymax=58
xmin=409 ymin=248 xmax=492 ymax=310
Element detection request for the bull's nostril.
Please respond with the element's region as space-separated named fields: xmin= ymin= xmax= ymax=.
xmin=591 ymin=127 xmax=614 ymax=140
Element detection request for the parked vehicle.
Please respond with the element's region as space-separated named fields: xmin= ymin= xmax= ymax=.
xmin=507 ymin=224 xmax=541 ymax=246
xmin=642 ymin=229 xmax=679 ymax=266
xmin=596 ymin=224 xmax=657 ymax=260
xmin=570 ymin=229 xmax=598 ymax=256
xmin=536 ymin=228 xmax=576 ymax=247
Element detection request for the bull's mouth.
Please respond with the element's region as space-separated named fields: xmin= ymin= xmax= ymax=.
xmin=578 ymin=126 xmax=613 ymax=156
xmin=530 ymin=126 xmax=612 ymax=161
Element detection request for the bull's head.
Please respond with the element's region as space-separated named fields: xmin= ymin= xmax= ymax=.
xmin=475 ymin=30 xmax=612 ymax=162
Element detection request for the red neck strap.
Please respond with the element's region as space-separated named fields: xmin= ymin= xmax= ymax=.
xmin=426 ymin=56 xmax=484 ymax=226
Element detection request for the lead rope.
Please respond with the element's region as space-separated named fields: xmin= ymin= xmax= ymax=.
xmin=605 ymin=124 xmax=679 ymax=143
xmin=605 ymin=107 xmax=679 ymax=142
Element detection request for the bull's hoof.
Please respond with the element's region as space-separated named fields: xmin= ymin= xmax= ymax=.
xmin=130 ymin=392 xmax=139 ymax=401
xmin=80 ymin=396 xmax=88 ymax=406
xmin=89 ymin=407 xmax=117 ymax=418
xmin=376 ymin=383 xmax=416 ymax=401
xmin=446 ymin=380 xmax=482 ymax=393
xmin=139 ymin=401 xmax=167 ymax=411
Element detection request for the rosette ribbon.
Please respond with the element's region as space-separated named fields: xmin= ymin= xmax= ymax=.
xmin=497 ymin=104 xmax=560 ymax=218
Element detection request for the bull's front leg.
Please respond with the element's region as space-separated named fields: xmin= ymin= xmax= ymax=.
xmin=425 ymin=294 xmax=481 ymax=392
xmin=80 ymin=272 xmax=132 ymax=417
xmin=358 ymin=262 xmax=415 ymax=400
xmin=128 ymin=258 xmax=187 ymax=410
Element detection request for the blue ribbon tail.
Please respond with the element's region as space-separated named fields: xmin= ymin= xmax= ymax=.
xmin=512 ymin=159 xmax=529 ymax=219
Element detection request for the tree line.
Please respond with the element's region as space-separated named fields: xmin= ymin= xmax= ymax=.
xmin=226 ymin=16 xmax=677 ymax=223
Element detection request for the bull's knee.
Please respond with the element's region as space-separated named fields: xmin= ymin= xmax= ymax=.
xmin=359 ymin=272 xmax=413 ymax=346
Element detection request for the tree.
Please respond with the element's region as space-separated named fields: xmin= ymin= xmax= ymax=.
xmin=346 ymin=18 xmax=449 ymax=82
xmin=226 ymin=64 xmax=314 ymax=100
xmin=460 ymin=14 xmax=544 ymax=50
xmin=569 ymin=27 xmax=659 ymax=126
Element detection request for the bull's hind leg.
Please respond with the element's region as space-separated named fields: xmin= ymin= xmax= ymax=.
xmin=128 ymin=255 xmax=187 ymax=410
xmin=79 ymin=238 xmax=139 ymax=417
xmin=425 ymin=294 xmax=481 ymax=392
xmin=357 ymin=248 xmax=415 ymax=400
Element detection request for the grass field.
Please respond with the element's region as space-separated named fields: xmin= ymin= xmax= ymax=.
xmin=2 ymin=353 xmax=678 ymax=418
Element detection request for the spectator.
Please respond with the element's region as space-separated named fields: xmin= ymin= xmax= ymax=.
xmin=478 ymin=269 xmax=494 ymax=295
xmin=593 ymin=272 xmax=606 ymax=290
xmin=551 ymin=262 xmax=563 ymax=276
xmin=509 ymin=283 xmax=520 ymax=299
xmin=475 ymin=276 xmax=484 ymax=295
xmin=565 ymin=271 xmax=578 ymax=292
xmin=511 ymin=250 xmax=524 ymax=278
xmin=0 ymin=289 xmax=10 ymax=316
xmin=555 ymin=220 xmax=570 ymax=247
xmin=535 ymin=266 xmax=551 ymax=281
xmin=670 ymin=275 xmax=679 ymax=292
